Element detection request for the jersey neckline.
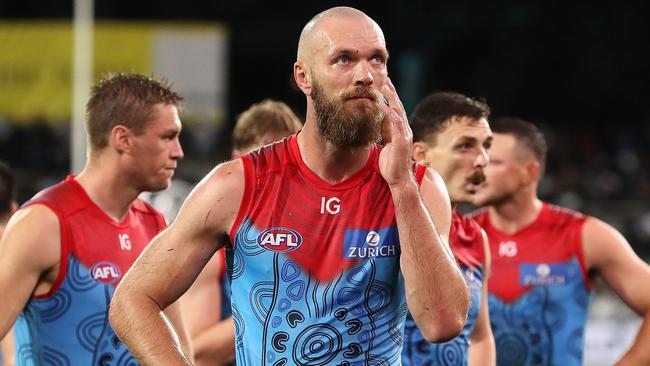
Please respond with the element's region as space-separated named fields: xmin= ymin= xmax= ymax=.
xmin=287 ymin=133 xmax=379 ymax=191
xmin=65 ymin=175 xmax=133 ymax=228
xmin=487 ymin=202 xmax=548 ymax=238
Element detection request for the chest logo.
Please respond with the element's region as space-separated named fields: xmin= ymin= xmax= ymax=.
xmin=90 ymin=262 xmax=122 ymax=283
xmin=344 ymin=227 xmax=399 ymax=259
xmin=257 ymin=227 xmax=303 ymax=252
xmin=519 ymin=263 xmax=568 ymax=286
xmin=498 ymin=240 xmax=518 ymax=257
xmin=118 ymin=233 xmax=132 ymax=251
xmin=320 ymin=196 xmax=341 ymax=215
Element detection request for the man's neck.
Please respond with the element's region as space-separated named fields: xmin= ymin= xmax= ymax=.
xmin=75 ymin=157 xmax=140 ymax=222
xmin=297 ymin=122 xmax=372 ymax=184
xmin=488 ymin=193 xmax=543 ymax=235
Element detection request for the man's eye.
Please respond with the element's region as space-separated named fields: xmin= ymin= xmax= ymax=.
xmin=336 ymin=56 xmax=350 ymax=65
xmin=371 ymin=55 xmax=384 ymax=64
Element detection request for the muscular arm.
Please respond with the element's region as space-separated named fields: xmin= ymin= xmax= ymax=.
xmin=181 ymin=250 xmax=235 ymax=365
xmin=0 ymin=205 xmax=60 ymax=338
xmin=469 ymin=230 xmax=495 ymax=366
xmin=109 ymin=160 xmax=244 ymax=365
xmin=396 ymin=168 xmax=469 ymax=342
xmin=583 ymin=217 xmax=650 ymax=365
xmin=379 ymin=78 xmax=468 ymax=342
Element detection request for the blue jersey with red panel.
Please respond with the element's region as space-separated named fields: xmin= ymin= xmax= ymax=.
xmin=402 ymin=212 xmax=485 ymax=366
xmin=227 ymin=134 xmax=426 ymax=365
xmin=12 ymin=176 xmax=166 ymax=365
xmin=471 ymin=203 xmax=593 ymax=366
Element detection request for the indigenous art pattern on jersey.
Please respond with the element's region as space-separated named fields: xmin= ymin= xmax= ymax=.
xmin=13 ymin=176 xmax=165 ymax=366
xmin=402 ymin=212 xmax=485 ymax=366
xmin=472 ymin=203 xmax=593 ymax=366
xmin=228 ymin=135 xmax=426 ymax=365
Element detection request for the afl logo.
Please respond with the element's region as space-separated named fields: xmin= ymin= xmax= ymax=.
xmin=90 ymin=262 xmax=121 ymax=283
xmin=257 ymin=227 xmax=303 ymax=252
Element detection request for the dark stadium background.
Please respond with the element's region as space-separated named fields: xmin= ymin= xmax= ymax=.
xmin=1 ymin=0 xmax=650 ymax=255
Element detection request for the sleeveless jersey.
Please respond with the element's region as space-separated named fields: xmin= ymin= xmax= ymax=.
xmin=227 ymin=134 xmax=426 ymax=366
xmin=471 ymin=203 xmax=592 ymax=366
xmin=402 ymin=212 xmax=486 ymax=366
xmin=13 ymin=176 xmax=166 ymax=365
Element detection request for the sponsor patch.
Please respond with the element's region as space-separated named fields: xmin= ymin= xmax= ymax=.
xmin=519 ymin=263 xmax=568 ymax=286
xmin=343 ymin=227 xmax=399 ymax=259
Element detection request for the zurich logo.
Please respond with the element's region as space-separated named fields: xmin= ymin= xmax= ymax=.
xmin=90 ymin=262 xmax=121 ymax=283
xmin=366 ymin=231 xmax=381 ymax=247
xmin=257 ymin=227 xmax=303 ymax=252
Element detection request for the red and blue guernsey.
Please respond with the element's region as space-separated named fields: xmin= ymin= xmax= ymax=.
xmin=402 ymin=212 xmax=486 ymax=366
xmin=227 ymin=134 xmax=426 ymax=365
xmin=471 ymin=203 xmax=593 ymax=366
xmin=13 ymin=176 xmax=166 ymax=366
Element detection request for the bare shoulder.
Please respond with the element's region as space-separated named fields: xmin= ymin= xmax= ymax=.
xmin=173 ymin=159 xmax=246 ymax=238
xmin=582 ymin=216 xmax=632 ymax=269
xmin=0 ymin=204 xmax=61 ymax=273
xmin=420 ymin=167 xmax=447 ymax=192
xmin=418 ymin=167 xmax=452 ymax=238
xmin=419 ymin=168 xmax=451 ymax=209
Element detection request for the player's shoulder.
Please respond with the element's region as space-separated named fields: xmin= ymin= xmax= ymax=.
xmin=542 ymin=202 xmax=587 ymax=226
xmin=245 ymin=134 xmax=295 ymax=169
xmin=187 ymin=159 xmax=245 ymax=208
xmin=25 ymin=178 xmax=79 ymax=212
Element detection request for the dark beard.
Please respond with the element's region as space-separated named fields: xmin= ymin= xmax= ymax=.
xmin=311 ymin=80 xmax=384 ymax=148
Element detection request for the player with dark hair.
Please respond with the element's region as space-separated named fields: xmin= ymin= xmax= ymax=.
xmin=403 ymin=91 xmax=495 ymax=366
xmin=472 ymin=117 xmax=650 ymax=365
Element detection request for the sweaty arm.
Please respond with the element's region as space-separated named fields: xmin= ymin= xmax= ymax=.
xmin=396 ymin=168 xmax=469 ymax=342
xmin=109 ymin=160 xmax=244 ymax=365
xmin=583 ymin=217 xmax=650 ymax=366
xmin=468 ymin=230 xmax=495 ymax=366
xmin=0 ymin=205 xmax=60 ymax=338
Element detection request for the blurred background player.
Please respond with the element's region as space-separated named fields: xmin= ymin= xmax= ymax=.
xmin=181 ymin=99 xmax=302 ymax=366
xmin=404 ymin=92 xmax=495 ymax=366
xmin=0 ymin=161 xmax=17 ymax=366
xmin=471 ymin=117 xmax=650 ymax=365
xmin=0 ymin=73 xmax=189 ymax=364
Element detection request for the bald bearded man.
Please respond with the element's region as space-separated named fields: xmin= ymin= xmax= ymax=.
xmin=109 ymin=7 xmax=469 ymax=365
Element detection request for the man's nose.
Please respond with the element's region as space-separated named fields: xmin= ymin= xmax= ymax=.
xmin=171 ymin=137 xmax=184 ymax=160
xmin=475 ymin=147 xmax=489 ymax=168
xmin=353 ymin=61 xmax=374 ymax=86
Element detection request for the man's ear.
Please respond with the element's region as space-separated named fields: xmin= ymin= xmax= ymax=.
xmin=524 ymin=160 xmax=541 ymax=185
xmin=412 ymin=142 xmax=429 ymax=164
xmin=231 ymin=149 xmax=241 ymax=159
xmin=294 ymin=61 xmax=312 ymax=96
xmin=111 ymin=125 xmax=132 ymax=154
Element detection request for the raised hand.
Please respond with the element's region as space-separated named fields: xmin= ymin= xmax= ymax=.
xmin=378 ymin=78 xmax=414 ymax=188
